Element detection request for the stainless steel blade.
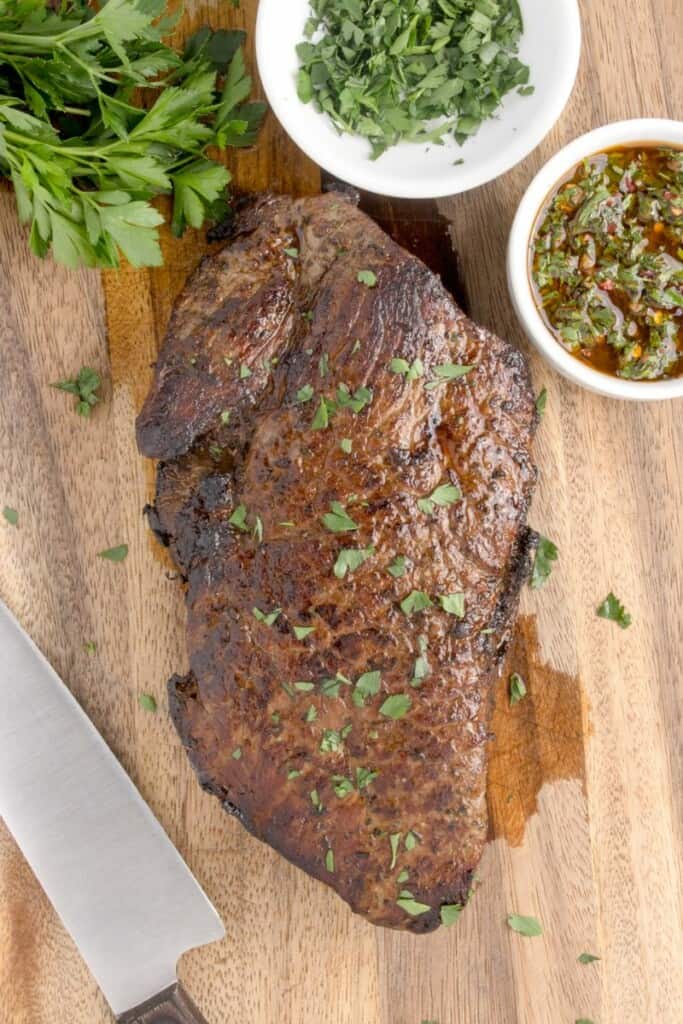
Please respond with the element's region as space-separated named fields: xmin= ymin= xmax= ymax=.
xmin=0 ymin=600 xmax=224 ymax=1015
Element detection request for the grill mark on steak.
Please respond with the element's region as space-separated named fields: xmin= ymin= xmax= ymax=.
xmin=137 ymin=191 xmax=537 ymax=932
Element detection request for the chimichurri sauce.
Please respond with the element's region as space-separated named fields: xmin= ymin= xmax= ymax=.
xmin=531 ymin=145 xmax=683 ymax=381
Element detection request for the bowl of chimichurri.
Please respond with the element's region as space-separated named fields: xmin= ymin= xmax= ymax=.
xmin=508 ymin=119 xmax=683 ymax=400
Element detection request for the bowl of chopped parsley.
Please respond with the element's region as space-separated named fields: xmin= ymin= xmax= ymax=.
xmin=508 ymin=119 xmax=683 ymax=401
xmin=256 ymin=0 xmax=581 ymax=198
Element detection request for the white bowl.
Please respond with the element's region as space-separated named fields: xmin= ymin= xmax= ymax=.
xmin=507 ymin=119 xmax=683 ymax=402
xmin=255 ymin=0 xmax=582 ymax=199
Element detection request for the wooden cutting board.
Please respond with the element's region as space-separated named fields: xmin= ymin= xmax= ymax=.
xmin=0 ymin=2 xmax=681 ymax=1022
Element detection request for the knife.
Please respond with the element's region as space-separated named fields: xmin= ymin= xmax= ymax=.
xmin=0 ymin=599 xmax=225 ymax=1023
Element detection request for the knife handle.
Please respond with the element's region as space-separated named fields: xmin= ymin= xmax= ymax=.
xmin=117 ymin=982 xmax=209 ymax=1024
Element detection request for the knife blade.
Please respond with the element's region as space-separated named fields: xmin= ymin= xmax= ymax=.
xmin=0 ymin=599 xmax=224 ymax=1022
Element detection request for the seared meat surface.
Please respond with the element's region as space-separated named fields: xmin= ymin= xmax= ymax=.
xmin=137 ymin=191 xmax=537 ymax=932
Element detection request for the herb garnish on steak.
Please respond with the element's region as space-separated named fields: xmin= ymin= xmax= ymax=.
xmin=137 ymin=190 xmax=537 ymax=932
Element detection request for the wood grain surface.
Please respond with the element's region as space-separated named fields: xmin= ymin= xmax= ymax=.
xmin=0 ymin=2 xmax=681 ymax=1023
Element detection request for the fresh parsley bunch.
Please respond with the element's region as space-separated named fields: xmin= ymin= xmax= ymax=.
xmin=0 ymin=0 xmax=265 ymax=268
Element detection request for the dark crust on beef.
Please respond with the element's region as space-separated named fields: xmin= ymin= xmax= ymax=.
xmin=137 ymin=191 xmax=538 ymax=932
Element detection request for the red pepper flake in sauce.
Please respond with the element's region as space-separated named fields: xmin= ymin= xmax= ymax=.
xmin=531 ymin=145 xmax=683 ymax=380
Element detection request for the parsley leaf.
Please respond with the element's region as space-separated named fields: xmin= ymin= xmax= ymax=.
xmin=400 ymin=590 xmax=433 ymax=615
xmin=51 ymin=367 xmax=102 ymax=417
xmin=333 ymin=545 xmax=374 ymax=578
xmin=440 ymin=904 xmax=463 ymax=927
xmin=425 ymin=363 xmax=474 ymax=389
xmin=252 ymin=606 xmax=281 ymax=626
xmin=293 ymin=625 xmax=315 ymax=640
xmin=507 ymin=914 xmax=543 ymax=937
xmin=379 ymin=693 xmax=411 ymax=719
xmin=531 ymin=535 xmax=559 ymax=589
xmin=536 ymin=387 xmax=548 ymax=416
xmin=596 ymin=592 xmax=632 ymax=629
xmin=397 ymin=896 xmax=431 ymax=916
xmin=418 ymin=482 xmax=462 ymax=514
xmin=322 ymin=501 xmax=358 ymax=533
xmin=98 ymin=544 xmax=128 ymax=562
xmin=357 ymin=269 xmax=377 ymax=287
xmin=2 ymin=506 xmax=18 ymax=527
xmin=352 ymin=669 xmax=381 ymax=707
xmin=509 ymin=673 xmax=527 ymax=705
xmin=438 ymin=593 xmax=465 ymax=617
xmin=387 ymin=555 xmax=408 ymax=578
xmin=390 ymin=357 xmax=424 ymax=380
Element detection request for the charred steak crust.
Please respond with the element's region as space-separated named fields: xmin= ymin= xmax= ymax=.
xmin=137 ymin=192 xmax=537 ymax=932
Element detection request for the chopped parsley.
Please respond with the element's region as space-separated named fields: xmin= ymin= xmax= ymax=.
xmin=507 ymin=913 xmax=543 ymax=937
xmin=231 ymin=747 xmax=242 ymax=760
xmin=411 ymin=635 xmax=430 ymax=687
xmin=438 ymin=593 xmax=465 ymax=617
xmin=239 ymin=363 xmax=252 ymax=380
xmin=340 ymin=437 xmax=353 ymax=453
xmin=296 ymin=384 xmax=314 ymax=403
xmin=228 ymin=504 xmax=249 ymax=532
xmin=320 ymin=728 xmax=344 ymax=753
xmin=2 ymin=506 xmax=18 ymax=526
xmin=509 ymin=672 xmax=527 ymax=705
xmin=252 ymin=606 xmax=281 ymax=626
xmin=531 ymin=535 xmax=558 ymax=589
xmin=405 ymin=831 xmax=418 ymax=850
xmin=296 ymin=0 xmax=531 ymax=158
xmin=400 ymin=590 xmax=433 ymax=615
xmin=352 ymin=669 xmax=381 ymax=707
xmin=293 ymin=625 xmax=315 ymax=640
xmin=51 ymin=367 xmax=102 ymax=417
xmin=322 ymin=501 xmax=359 ymax=533
xmin=356 ymin=766 xmax=378 ymax=789
xmin=138 ymin=693 xmax=157 ymax=713
xmin=98 ymin=544 xmax=128 ymax=563
xmin=220 ymin=409 xmax=231 ymax=425
xmin=577 ymin=953 xmax=601 ymax=965
xmin=397 ymin=895 xmax=431 ymax=916
xmin=287 ymin=768 xmax=301 ymax=780
xmin=311 ymin=396 xmax=331 ymax=429
xmin=596 ymin=592 xmax=632 ymax=629
xmin=325 ymin=848 xmax=335 ymax=872
xmin=418 ymin=482 xmax=462 ymax=514
xmin=536 ymin=387 xmax=548 ymax=416
xmin=83 ymin=640 xmax=97 ymax=655
xmin=310 ymin=789 xmax=323 ymax=813
xmin=387 ymin=555 xmax=408 ymax=578
xmin=425 ymin=363 xmax=474 ymax=389
xmin=304 ymin=704 xmax=318 ymax=723
xmin=284 ymin=247 xmax=299 ymax=258
xmin=379 ymin=693 xmax=411 ymax=719
xmin=357 ymin=269 xmax=377 ymax=287
xmin=440 ymin=904 xmax=463 ymax=927
xmin=333 ymin=545 xmax=374 ymax=578
xmin=332 ymin=775 xmax=354 ymax=798
xmin=294 ymin=681 xmax=315 ymax=692
xmin=390 ymin=357 xmax=424 ymax=380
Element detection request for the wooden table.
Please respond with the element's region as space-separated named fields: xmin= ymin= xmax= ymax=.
xmin=0 ymin=2 xmax=681 ymax=1022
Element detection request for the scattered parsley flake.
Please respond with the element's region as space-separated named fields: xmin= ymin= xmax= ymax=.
xmin=438 ymin=593 xmax=465 ymax=617
xmin=310 ymin=789 xmax=323 ymax=812
xmin=405 ymin=831 xmax=418 ymax=850
xmin=357 ymin=269 xmax=377 ymax=287
xmin=284 ymin=246 xmax=299 ymax=258
xmin=293 ymin=625 xmax=315 ymax=640
xmin=425 ymin=363 xmax=473 ymax=389
xmin=352 ymin=669 xmax=381 ymax=707
xmin=98 ymin=544 xmax=128 ymax=563
xmin=577 ymin=953 xmax=601 ymax=965
xmin=355 ymin=766 xmax=378 ymax=789
xmin=340 ymin=437 xmax=353 ymax=454
xmin=389 ymin=832 xmax=401 ymax=869
xmin=325 ymin=848 xmax=335 ymax=872
xmin=296 ymin=384 xmax=314 ymax=404
xmin=252 ymin=606 xmax=281 ymax=626
xmin=397 ymin=869 xmax=410 ymax=884
xmin=379 ymin=693 xmax=411 ymax=719
xmin=400 ymin=590 xmax=433 ymax=615
xmin=441 ymin=904 xmax=463 ymax=926
xmin=83 ymin=640 xmax=97 ymax=655
xmin=536 ymin=387 xmax=548 ymax=416
xmin=139 ymin=693 xmax=157 ymax=713
xmin=387 ymin=555 xmax=408 ymax=578
xmin=596 ymin=592 xmax=632 ymax=629
xmin=509 ymin=672 xmax=527 ymax=705
xmin=51 ymin=367 xmax=102 ymax=417
xmin=304 ymin=704 xmax=317 ymax=723
xmin=239 ymin=363 xmax=252 ymax=380
xmin=220 ymin=409 xmax=231 ymax=425
xmin=228 ymin=504 xmax=249 ymax=532
xmin=2 ymin=506 xmax=18 ymax=526
xmin=287 ymin=768 xmax=301 ymax=779
xmin=507 ymin=913 xmax=543 ymax=937
xmin=419 ymin=482 xmax=462 ymax=514
xmin=231 ymin=747 xmax=242 ymax=760
xmin=322 ymin=501 xmax=358 ymax=533
xmin=531 ymin=535 xmax=559 ymax=589
xmin=397 ymin=896 xmax=431 ymax=916
xmin=333 ymin=545 xmax=374 ymax=578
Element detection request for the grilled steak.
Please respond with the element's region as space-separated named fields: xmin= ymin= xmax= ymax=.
xmin=137 ymin=191 xmax=537 ymax=932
